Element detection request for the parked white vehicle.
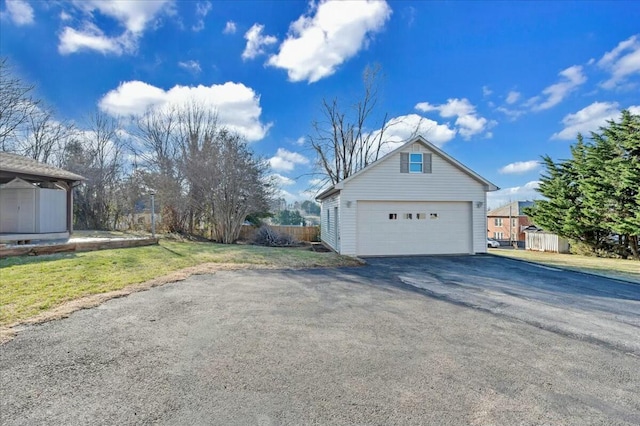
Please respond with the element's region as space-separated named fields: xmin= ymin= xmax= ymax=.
xmin=487 ymin=238 xmax=500 ymax=248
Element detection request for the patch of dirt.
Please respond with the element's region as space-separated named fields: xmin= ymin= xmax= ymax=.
xmin=0 ymin=263 xmax=272 ymax=345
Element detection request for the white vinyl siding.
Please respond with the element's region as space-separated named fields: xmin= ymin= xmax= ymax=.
xmin=320 ymin=195 xmax=340 ymax=252
xmin=336 ymin=145 xmax=488 ymax=256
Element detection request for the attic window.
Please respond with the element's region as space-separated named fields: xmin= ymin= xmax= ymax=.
xmin=409 ymin=153 xmax=422 ymax=173
xmin=401 ymin=153 xmax=432 ymax=173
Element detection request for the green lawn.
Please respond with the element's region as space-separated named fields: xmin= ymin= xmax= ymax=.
xmin=0 ymin=240 xmax=359 ymax=328
xmin=491 ymin=249 xmax=640 ymax=283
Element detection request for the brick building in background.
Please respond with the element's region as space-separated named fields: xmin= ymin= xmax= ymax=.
xmin=487 ymin=201 xmax=534 ymax=246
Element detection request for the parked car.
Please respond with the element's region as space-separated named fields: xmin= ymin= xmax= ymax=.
xmin=487 ymin=238 xmax=500 ymax=248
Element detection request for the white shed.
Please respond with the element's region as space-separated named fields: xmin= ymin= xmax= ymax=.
xmin=0 ymin=152 xmax=84 ymax=242
xmin=0 ymin=178 xmax=67 ymax=233
xmin=316 ymin=137 xmax=498 ymax=256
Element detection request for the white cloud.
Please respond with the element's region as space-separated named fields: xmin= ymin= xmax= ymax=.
xmin=487 ymin=181 xmax=541 ymax=210
xmin=598 ymin=35 xmax=640 ymax=89
xmin=192 ymin=1 xmax=211 ymax=32
xmin=415 ymin=98 xmax=492 ymax=139
xmin=551 ymin=101 xmax=621 ymax=140
xmin=270 ymin=173 xmax=296 ymax=187
xmin=99 ymin=80 xmax=272 ymax=141
xmin=505 ymin=91 xmax=521 ymax=104
xmin=71 ymin=0 xmax=173 ymax=33
xmin=4 ymin=0 xmax=34 ymax=25
xmin=496 ymin=106 xmax=525 ymax=120
xmin=178 ymin=60 xmax=201 ymax=73
xmin=275 ymin=189 xmax=296 ymax=202
xmin=308 ymin=178 xmax=324 ymax=187
xmin=531 ymin=65 xmax=586 ymax=111
xmin=267 ymin=0 xmax=392 ymax=83
xmin=630 ymin=105 xmax=640 ymax=115
xmin=59 ymin=10 xmax=72 ymax=21
xmin=499 ymin=160 xmax=540 ymax=175
xmin=269 ymin=148 xmax=309 ymax=172
xmin=59 ymin=24 xmax=134 ymax=55
xmin=362 ymin=114 xmax=456 ymax=158
xmin=223 ymin=20 xmax=236 ymax=34
xmin=385 ymin=114 xmax=457 ymax=147
xmin=294 ymin=136 xmax=306 ymax=146
xmin=242 ymin=23 xmax=277 ymax=60
xmin=58 ymin=0 xmax=173 ymax=55
xmin=482 ymin=86 xmax=493 ymax=97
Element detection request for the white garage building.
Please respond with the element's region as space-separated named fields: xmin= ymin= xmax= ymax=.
xmin=316 ymin=136 xmax=498 ymax=256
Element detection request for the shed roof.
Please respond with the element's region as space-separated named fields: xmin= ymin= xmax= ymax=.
xmin=0 ymin=152 xmax=84 ymax=183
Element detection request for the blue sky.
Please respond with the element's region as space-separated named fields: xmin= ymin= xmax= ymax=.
xmin=1 ymin=0 xmax=639 ymax=208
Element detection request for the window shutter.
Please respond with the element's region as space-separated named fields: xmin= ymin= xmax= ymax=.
xmin=423 ymin=153 xmax=432 ymax=173
xmin=400 ymin=153 xmax=409 ymax=173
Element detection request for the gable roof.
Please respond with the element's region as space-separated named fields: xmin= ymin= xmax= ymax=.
xmin=0 ymin=152 xmax=85 ymax=184
xmin=316 ymin=136 xmax=499 ymax=200
xmin=0 ymin=177 xmax=38 ymax=189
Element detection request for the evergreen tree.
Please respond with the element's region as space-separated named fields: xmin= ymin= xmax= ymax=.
xmin=527 ymin=110 xmax=640 ymax=259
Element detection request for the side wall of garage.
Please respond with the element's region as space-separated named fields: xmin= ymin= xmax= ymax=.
xmin=338 ymin=144 xmax=488 ymax=256
xmin=320 ymin=194 xmax=340 ymax=252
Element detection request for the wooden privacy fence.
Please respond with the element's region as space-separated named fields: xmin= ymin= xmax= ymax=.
xmin=240 ymin=225 xmax=320 ymax=242
xmin=525 ymin=231 xmax=570 ymax=253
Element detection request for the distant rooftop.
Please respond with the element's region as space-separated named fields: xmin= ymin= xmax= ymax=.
xmin=0 ymin=152 xmax=84 ymax=184
xmin=487 ymin=200 xmax=534 ymax=216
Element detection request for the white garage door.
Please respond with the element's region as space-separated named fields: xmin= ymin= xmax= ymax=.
xmin=356 ymin=201 xmax=472 ymax=256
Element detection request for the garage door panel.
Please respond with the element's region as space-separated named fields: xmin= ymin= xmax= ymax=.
xmin=356 ymin=201 xmax=471 ymax=256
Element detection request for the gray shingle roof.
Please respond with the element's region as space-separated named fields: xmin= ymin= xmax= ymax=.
xmin=0 ymin=152 xmax=84 ymax=182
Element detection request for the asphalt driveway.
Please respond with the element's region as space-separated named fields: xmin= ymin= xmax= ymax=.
xmin=365 ymin=255 xmax=640 ymax=355
xmin=1 ymin=256 xmax=639 ymax=425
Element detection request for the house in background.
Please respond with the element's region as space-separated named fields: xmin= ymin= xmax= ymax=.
xmin=316 ymin=136 xmax=498 ymax=256
xmin=486 ymin=200 xmax=534 ymax=247
xmin=0 ymin=152 xmax=84 ymax=243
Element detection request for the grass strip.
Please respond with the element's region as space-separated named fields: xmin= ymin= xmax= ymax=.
xmin=490 ymin=249 xmax=639 ymax=283
xmin=0 ymin=240 xmax=360 ymax=329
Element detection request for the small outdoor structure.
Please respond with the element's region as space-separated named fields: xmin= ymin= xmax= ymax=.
xmin=0 ymin=152 xmax=84 ymax=243
xmin=524 ymin=225 xmax=570 ymax=253
xmin=316 ymin=136 xmax=498 ymax=256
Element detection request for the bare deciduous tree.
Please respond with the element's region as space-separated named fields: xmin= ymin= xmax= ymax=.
xmin=19 ymin=105 xmax=75 ymax=164
xmin=134 ymin=106 xmax=187 ymax=232
xmin=135 ymin=101 xmax=272 ymax=242
xmin=207 ymin=130 xmax=272 ymax=243
xmin=308 ymin=64 xmax=392 ymax=186
xmin=0 ymin=57 xmax=39 ymax=151
xmin=68 ymin=112 xmax=125 ymax=230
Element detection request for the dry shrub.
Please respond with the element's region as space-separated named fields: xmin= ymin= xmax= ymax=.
xmin=252 ymin=226 xmax=298 ymax=247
